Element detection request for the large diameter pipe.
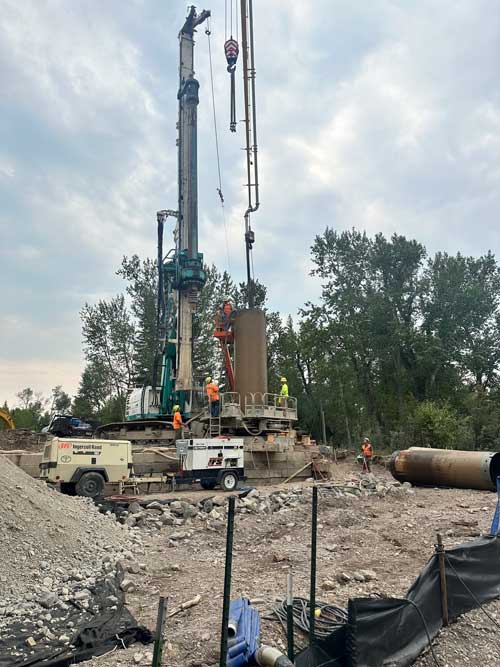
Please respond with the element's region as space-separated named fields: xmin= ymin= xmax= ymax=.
xmin=390 ymin=447 xmax=500 ymax=491
xmin=234 ymin=309 xmax=268 ymax=403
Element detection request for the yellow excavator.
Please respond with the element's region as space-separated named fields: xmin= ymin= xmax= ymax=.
xmin=0 ymin=409 xmax=15 ymax=430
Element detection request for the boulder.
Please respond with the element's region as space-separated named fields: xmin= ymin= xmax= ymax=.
xmin=37 ymin=592 xmax=57 ymax=609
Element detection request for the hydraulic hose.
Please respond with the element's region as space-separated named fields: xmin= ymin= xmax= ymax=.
xmin=242 ymin=422 xmax=263 ymax=436
xmin=254 ymin=646 xmax=293 ymax=667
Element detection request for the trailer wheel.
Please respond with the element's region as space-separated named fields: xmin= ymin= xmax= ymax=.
xmin=75 ymin=472 xmax=105 ymax=498
xmin=200 ymin=479 xmax=217 ymax=490
xmin=220 ymin=471 xmax=238 ymax=492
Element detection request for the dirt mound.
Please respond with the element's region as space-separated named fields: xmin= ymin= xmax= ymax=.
xmin=0 ymin=429 xmax=47 ymax=451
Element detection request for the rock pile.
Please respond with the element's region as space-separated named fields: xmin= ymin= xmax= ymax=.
xmin=106 ymin=476 xmax=414 ymax=535
xmin=0 ymin=455 xmax=137 ymax=659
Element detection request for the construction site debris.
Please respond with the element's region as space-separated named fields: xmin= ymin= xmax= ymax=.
xmin=0 ymin=454 xmax=138 ymax=661
xmin=100 ymin=475 xmax=414 ymax=534
xmin=168 ymin=594 xmax=202 ymax=618
xmin=0 ymin=428 xmax=47 ymax=451
xmin=283 ymin=461 xmax=312 ymax=484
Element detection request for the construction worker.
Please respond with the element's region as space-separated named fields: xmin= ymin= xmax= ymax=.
xmin=279 ymin=377 xmax=288 ymax=407
xmin=205 ymin=376 xmax=220 ymax=417
xmin=222 ymin=299 xmax=233 ymax=330
xmin=173 ymin=405 xmax=183 ymax=441
xmin=361 ymin=437 xmax=373 ymax=473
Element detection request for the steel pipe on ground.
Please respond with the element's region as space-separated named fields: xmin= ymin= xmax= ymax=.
xmin=390 ymin=447 xmax=500 ymax=491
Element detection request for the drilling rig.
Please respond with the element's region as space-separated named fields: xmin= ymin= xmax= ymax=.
xmin=97 ymin=7 xmax=210 ymax=442
xmin=97 ymin=4 xmax=299 ymax=456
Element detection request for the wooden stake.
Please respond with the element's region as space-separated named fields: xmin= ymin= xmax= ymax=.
xmin=284 ymin=461 xmax=312 ymax=484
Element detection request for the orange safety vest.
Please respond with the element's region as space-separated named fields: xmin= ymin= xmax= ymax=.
xmin=173 ymin=411 xmax=183 ymax=430
xmin=362 ymin=443 xmax=373 ymax=457
xmin=206 ymin=382 xmax=220 ymax=402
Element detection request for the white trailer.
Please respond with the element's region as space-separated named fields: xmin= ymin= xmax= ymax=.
xmin=176 ymin=437 xmax=245 ymax=491
xmin=39 ymin=437 xmax=245 ymax=497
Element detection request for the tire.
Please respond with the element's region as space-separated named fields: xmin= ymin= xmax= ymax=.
xmin=60 ymin=482 xmax=76 ymax=496
xmin=200 ymin=479 xmax=217 ymax=490
xmin=75 ymin=472 xmax=105 ymax=498
xmin=220 ymin=471 xmax=238 ymax=492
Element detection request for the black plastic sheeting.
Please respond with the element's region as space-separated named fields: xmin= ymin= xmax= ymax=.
xmin=0 ymin=569 xmax=153 ymax=667
xmin=295 ymin=534 xmax=500 ymax=667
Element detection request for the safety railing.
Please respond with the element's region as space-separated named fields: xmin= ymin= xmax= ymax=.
xmin=244 ymin=392 xmax=297 ymax=420
xmin=202 ymin=391 xmax=244 ymax=423
xmin=200 ymin=391 xmax=297 ymax=422
xmin=221 ymin=392 xmax=241 ymax=409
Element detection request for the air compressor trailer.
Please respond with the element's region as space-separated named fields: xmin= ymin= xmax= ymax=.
xmin=39 ymin=437 xmax=245 ymax=497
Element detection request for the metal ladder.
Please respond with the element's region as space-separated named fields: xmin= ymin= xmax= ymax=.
xmin=209 ymin=411 xmax=221 ymax=437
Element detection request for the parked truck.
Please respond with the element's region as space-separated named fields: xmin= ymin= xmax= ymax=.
xmin=39 ymin=437 xmax=245 ymax=498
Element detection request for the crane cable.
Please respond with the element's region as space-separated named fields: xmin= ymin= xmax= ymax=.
xmin=225 ymin=0 xmax=238 ymax=41
xmin=206 ymin=20 xmax=231 ymax=274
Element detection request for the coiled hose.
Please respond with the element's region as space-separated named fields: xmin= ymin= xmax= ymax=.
xmin=265 ymin=597 xmax=347 ymax=643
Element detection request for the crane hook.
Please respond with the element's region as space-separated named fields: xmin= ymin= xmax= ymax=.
xmin=224 ymin=38 xmax=239 ymax=132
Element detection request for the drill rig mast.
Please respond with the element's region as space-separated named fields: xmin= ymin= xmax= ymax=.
xmin=97 ymin=7 xmax=210 ymax=440
xmin=175 ymin=7 xmax=210 ymax=394
xmin=156 ymin=6 xmax=211 ymax=415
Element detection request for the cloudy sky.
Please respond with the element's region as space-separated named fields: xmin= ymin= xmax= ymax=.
xmin=1 ymin=0 xmax=500 ymax=407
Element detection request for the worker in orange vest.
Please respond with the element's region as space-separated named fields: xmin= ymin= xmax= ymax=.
xmin=222 ymin=300 xmax=233 ymax=330
xmin=205 ymin=376 xmax=220 ymax=417
xmin=173 ymin=404 xmax=183 ymax=441
xmin=361 ymin=437 xmax=373 ymax=473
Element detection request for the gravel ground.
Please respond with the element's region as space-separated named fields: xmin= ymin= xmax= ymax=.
xmin=74 ymin=461 xmax=500 ymax=667
xmin=414 ymin=598 xmax=500 ymax=666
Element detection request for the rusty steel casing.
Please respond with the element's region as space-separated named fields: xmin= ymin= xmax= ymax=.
xmin=390 ymin=447 xmax=500 ymax=491
xmin=233 ymin=308 xmax=268 ymax=404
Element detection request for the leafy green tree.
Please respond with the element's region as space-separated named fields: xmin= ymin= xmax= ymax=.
xmin=421 ymin=251 xmax=500 ymax=389
xmin=306 ymin=229 xmax=426 ymax=437
xmin=117 ymin=256 xmax=158 ymax=385
xmin=463 ymin=386 xmax=500 ymax=450
xmin=16 ymin=387 xmax=35 ymax=410
xmin=80 ymin=295 xmax=135 ymax=419
xmin=50 ymin=385 xmax=72 ymax=413
xmin=75 ymin=234 xmax=500 ymax=449
xmin=98 ymin=395 xmax=127 ymax=424
xmin=11 ymin=387 xmax=48 ymax=431
xmin=410 ymin=401 xmax=472 ymax=449
xmin=72 ymin=360 xmax=113 ymax=419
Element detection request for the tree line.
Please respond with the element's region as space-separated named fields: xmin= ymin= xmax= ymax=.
xmin=2 ymin=386 xmax=72 ymax=431
xmin=6 ymin=228 xmax=500 ymax=450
